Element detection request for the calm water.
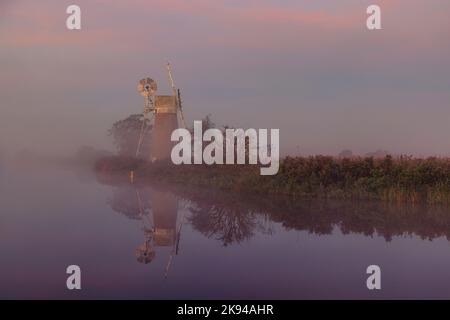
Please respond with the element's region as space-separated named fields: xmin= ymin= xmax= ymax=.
xmin=1 ymin=162 xmax=450 ymax=299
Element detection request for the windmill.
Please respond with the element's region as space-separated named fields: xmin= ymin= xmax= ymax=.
xmin=135 ymin=63 xmax=187 ymax=160
xmin=135 ymin=78 xmax=157 ymax=157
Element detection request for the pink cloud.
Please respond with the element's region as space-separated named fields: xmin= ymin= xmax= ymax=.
xmin=2 ymin=0 xmax=449 ymax=62
xmin=1 ymin=0 xmax=361 ymax=49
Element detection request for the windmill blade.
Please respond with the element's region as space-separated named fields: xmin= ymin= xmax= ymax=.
xmin=164 ymin=254 xmax=174 ymax=279
xmin=135 ymin=118 xmax=147 ymax=157
xmin=166 ymin=62 xmax=177 ymax=96
xmin=167 ymin=63 xmax=187 ymax=129
xmin=135 ymin=112 xmax=154 ymax=157
xmin=137 ymin=78 xmax=157 ymax=97
xmin=164 ymin=208 xmax=185 ymax=279
xmin=136 ymin=78 xmax=157 ymax=157
xmin=177 ymin=89 xmax=187 ymax=129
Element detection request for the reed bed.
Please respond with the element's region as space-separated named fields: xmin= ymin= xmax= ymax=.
xmin=95 ymin=155 xmax=450 ymax=204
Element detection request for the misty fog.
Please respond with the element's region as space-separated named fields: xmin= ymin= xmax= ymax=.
xmin=1 ymin=0 xmax=450 ymax=161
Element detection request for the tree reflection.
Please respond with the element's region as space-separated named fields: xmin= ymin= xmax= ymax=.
xmin=188 ymin=203 xmax=259 ymax=247
xmin=98 ymin=172 xmax=450 ymax=249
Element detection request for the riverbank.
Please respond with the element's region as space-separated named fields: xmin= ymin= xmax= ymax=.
xmin=95 ymin=155 xmax=450 ymax=204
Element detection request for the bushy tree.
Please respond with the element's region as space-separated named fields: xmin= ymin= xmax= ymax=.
xmin=108 ymin=114 xmax=152 ymax=157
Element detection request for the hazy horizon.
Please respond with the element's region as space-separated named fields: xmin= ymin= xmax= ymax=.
xmin=1 ymin=0 xmax=450 ymax=158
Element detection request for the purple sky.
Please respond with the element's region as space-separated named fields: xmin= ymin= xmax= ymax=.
xmin=1 ymin=0 xmax=450 ymax=156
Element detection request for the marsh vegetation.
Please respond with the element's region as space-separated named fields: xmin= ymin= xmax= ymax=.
xmin=95 ymin=155 xmax=450 ymax=204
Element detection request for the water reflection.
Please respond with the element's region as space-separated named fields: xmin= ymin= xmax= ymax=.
xmin=104 ymin=180 xmax=267 ymax=254
xmin=2 ymin=166 xmax=450 ymax=298
xmin=99 ymin=172 xmax=450 ymax=251
xmin=106 ymin=182 xmax=183 ymax=278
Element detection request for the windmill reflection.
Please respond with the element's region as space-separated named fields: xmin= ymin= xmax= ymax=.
xmin=134 ymin=188 xmax=157 ymax=264
xmin=106 ymin=181 xmax=264 ymax=266
xmin=108 ymin=184 xmax=182 ymax=276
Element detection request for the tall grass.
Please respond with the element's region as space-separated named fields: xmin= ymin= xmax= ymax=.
xmin=95 ymin=155 xmax=450 ymax=204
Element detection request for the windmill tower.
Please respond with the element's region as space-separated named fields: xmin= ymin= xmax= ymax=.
xmin=136 ymin=63 xmax=186 ymax=161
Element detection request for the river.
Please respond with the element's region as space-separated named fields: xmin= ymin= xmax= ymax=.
xmin=1 ymin=162 xmax=450 ymax=299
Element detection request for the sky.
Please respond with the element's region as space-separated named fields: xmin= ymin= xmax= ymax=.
xmin=1 ymin=0 xmax=450 ymax=157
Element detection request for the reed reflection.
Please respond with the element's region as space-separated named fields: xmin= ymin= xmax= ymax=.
xmin=100 ymin=172 xmax=450 ymax=255
xmin=182 ymin=189 xmax=450 ymax=243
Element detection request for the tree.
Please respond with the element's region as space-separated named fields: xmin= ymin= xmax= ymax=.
xmin=108 ymin=114 xmax=152 ymax=157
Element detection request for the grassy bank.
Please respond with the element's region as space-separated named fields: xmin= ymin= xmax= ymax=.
xmin=95 ymin=155 xmax=450 ymax=204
